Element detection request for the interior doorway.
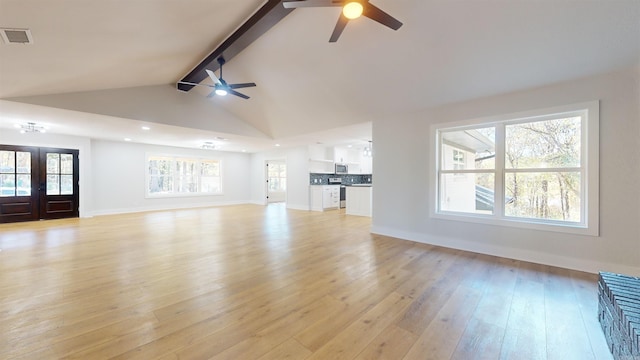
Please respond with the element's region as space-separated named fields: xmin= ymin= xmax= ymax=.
xmin=265 ymin=160 xmax=286 ymax=204
xmin=0 ymin=145 xmax=79 ymax=223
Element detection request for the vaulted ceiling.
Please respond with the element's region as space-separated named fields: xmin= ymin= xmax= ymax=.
xmin=0 ymin=0 xmax=638 ymax=152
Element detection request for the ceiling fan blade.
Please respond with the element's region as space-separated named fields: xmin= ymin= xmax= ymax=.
xmin=206 ymin=90 xmax=217 ymax=98
xmin=178 ymin=81 xmax=214 ymax=88
xmin=228 ymin=89 xmax=250 ymax=99
xmin=205 ymin=69 xmax=222 ymax=85
xmin=329 ymin=13 xmax=349 ymax=42
xmin=283 ymin=0 xmax=342 ymax=9
xmin=362 ymin=3 xmax=402 ymax=30
xmin=228 ymin=82 xmax=257 ymax=89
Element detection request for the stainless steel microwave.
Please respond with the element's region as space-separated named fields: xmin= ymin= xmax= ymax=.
xmin=335 ymin=163 xmax=348 ymax=174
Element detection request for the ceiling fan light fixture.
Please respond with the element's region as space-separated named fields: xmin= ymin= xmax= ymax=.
xmin=215 ymin=88 xmax=228 ymax=96
xmin=342 ymin=1 xmax=363 ymax=19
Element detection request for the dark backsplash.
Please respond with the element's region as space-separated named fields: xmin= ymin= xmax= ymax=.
xmin=310 ymin=173 xmax=372 ymax=185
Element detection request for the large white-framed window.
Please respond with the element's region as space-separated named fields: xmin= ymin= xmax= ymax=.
xmin=431 ymin=101 xmax=599 ymax=236
xmin=146 ymin=154 xmax=222 ymax=197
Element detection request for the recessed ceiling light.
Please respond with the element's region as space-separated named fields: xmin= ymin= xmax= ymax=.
xmin=124 ymin=138 xmax=132 ymax=141
xmin=242 ymin=149 xmax=247 ymax=152
xmin=347 ymin=145 xmax=353 ymax=148
xmin=275 ymin=144 xmax=280 ymax=147
xmin=141 ymin=126 xmax=150 ymax=130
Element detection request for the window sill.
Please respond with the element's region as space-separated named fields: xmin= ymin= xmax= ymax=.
xmin=431 ymin=211 xmax=598 ymax=237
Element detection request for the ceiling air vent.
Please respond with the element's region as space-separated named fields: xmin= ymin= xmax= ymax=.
xmin=0 ymin=28 xmax=33 ymax=44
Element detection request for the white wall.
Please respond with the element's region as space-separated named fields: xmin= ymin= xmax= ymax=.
xmin=1 ymin=127 xmax=313 ymax=218
xmin=250 ymin=146 xmax=310 ymax=210
xmin=0 ymin=131 xmax=93 ymax=217
xmin=372 ymin=66 xmax=640 ymax=276
xmin=91 ymin=140 xmax=252 ymax=215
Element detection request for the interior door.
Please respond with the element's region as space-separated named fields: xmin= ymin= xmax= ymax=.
xmin=39 ymin=148 xmax=79 ymax=219
xmin=0 ymin=145 xmax=39 ymax=222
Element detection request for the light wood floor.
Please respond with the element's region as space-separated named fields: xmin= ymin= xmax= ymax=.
xmin=1 ymin=204 xmax=612 ymax=360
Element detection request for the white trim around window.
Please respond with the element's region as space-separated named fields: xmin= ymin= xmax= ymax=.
xmin=430 ymin=101 xmax=599 ymax=236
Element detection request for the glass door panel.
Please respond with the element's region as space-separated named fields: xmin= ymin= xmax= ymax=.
xmin=0 ymin=145 xmax=39 ymax=222
xmin=0 ymin=150 xmax=33 ymax=197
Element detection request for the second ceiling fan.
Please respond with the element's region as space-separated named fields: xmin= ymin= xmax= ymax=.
xmin=282 ymin=0 xmax=403 ymax=43
xmin=179 ymin=57 xmax=256 ymax=99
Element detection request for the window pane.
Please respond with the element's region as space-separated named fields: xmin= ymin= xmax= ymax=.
xmin=505 ymin=116 xmax=581 ymax=169
xmin=60 ymin=175 xmax=73 ymax=195
xmin=16 ymin=174 xmax=31 ymax=196
xmin=176 ymin=160 xmax=196 ymax=175
xmin=440 ymin=173 xmax=494 ymax=214
xmin=0 ymin=174 xmax=16 ymax=197
xmin=201 ymin=177 xmax=221 ymax=193
xmin=505 ymin=172 xmax=581 ymax=222
xmin=441 ymin=127 xmax=495 ymax=170
xmin=268 ymin=178 xmax=279 ymax=191
xmin=149 ymin=158 xmax=172 ymax=176
xmin=201 ymin=161 xmax=219 ymax=176
xmin=17 ymin=152 xmax=31 ymax=174
xmin=60 ymin=154 xmax=73 ymax=174
xmin=1 ymin=151 xmax=15 ymax=173
xmin=47 ymin=153 xmax=60 ymax=174
xmin=47 ymin=174 xmax=60 ymax=195
xmin=149 ymin=175 xmax=173 ymax=194
xmin=176 ymin=176 xmax=197 ymax=192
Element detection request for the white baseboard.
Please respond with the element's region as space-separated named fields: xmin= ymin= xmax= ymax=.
xmin=371 ymin=225 xmax=640 ymax=277
xmin=286 ymin=203 xmax=309 ymax=211
xmin=89 ymin=200 xmax=252 ymax=217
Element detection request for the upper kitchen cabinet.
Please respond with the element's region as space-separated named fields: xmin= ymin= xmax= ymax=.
xmin=346 ymin=147 xmax=372 ymax=174
xmin=308 ymin=144 xmax=373 ymax=174
xmin=360 ymin=153 xmax=372 ymax=174
xmin=308 ymin=144 xmax=334 ymax=173
xmin=334 ymin=147 xmax=348 ymax=164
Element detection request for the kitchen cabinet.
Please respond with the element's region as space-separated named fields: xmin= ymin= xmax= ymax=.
xmin=309 ymin=185 xmax=340 ymax=211
xmin=309 ymin=145 xmax=335 ymax=173
xmin=308 ymin=144 xmax=372 ymax=175
xmin=346 ymin=185 xmax=372 ymax=217
xmin=323 ymin=186 xmax=340 ymax=209
xmin=334 ymin=147 xmax=348 ymax=164
xmin=360 ymin=154 xmax=372 ymax=174
xmin=308 ymin=159 xmax=334 ymax=174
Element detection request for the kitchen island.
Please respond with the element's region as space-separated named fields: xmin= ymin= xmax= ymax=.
xmin=345 ymin=185 xmax=372 ymax=217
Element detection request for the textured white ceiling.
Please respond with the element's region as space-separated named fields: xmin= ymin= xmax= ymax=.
xmin=0 ymin=0 xmax=638 ymax=151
